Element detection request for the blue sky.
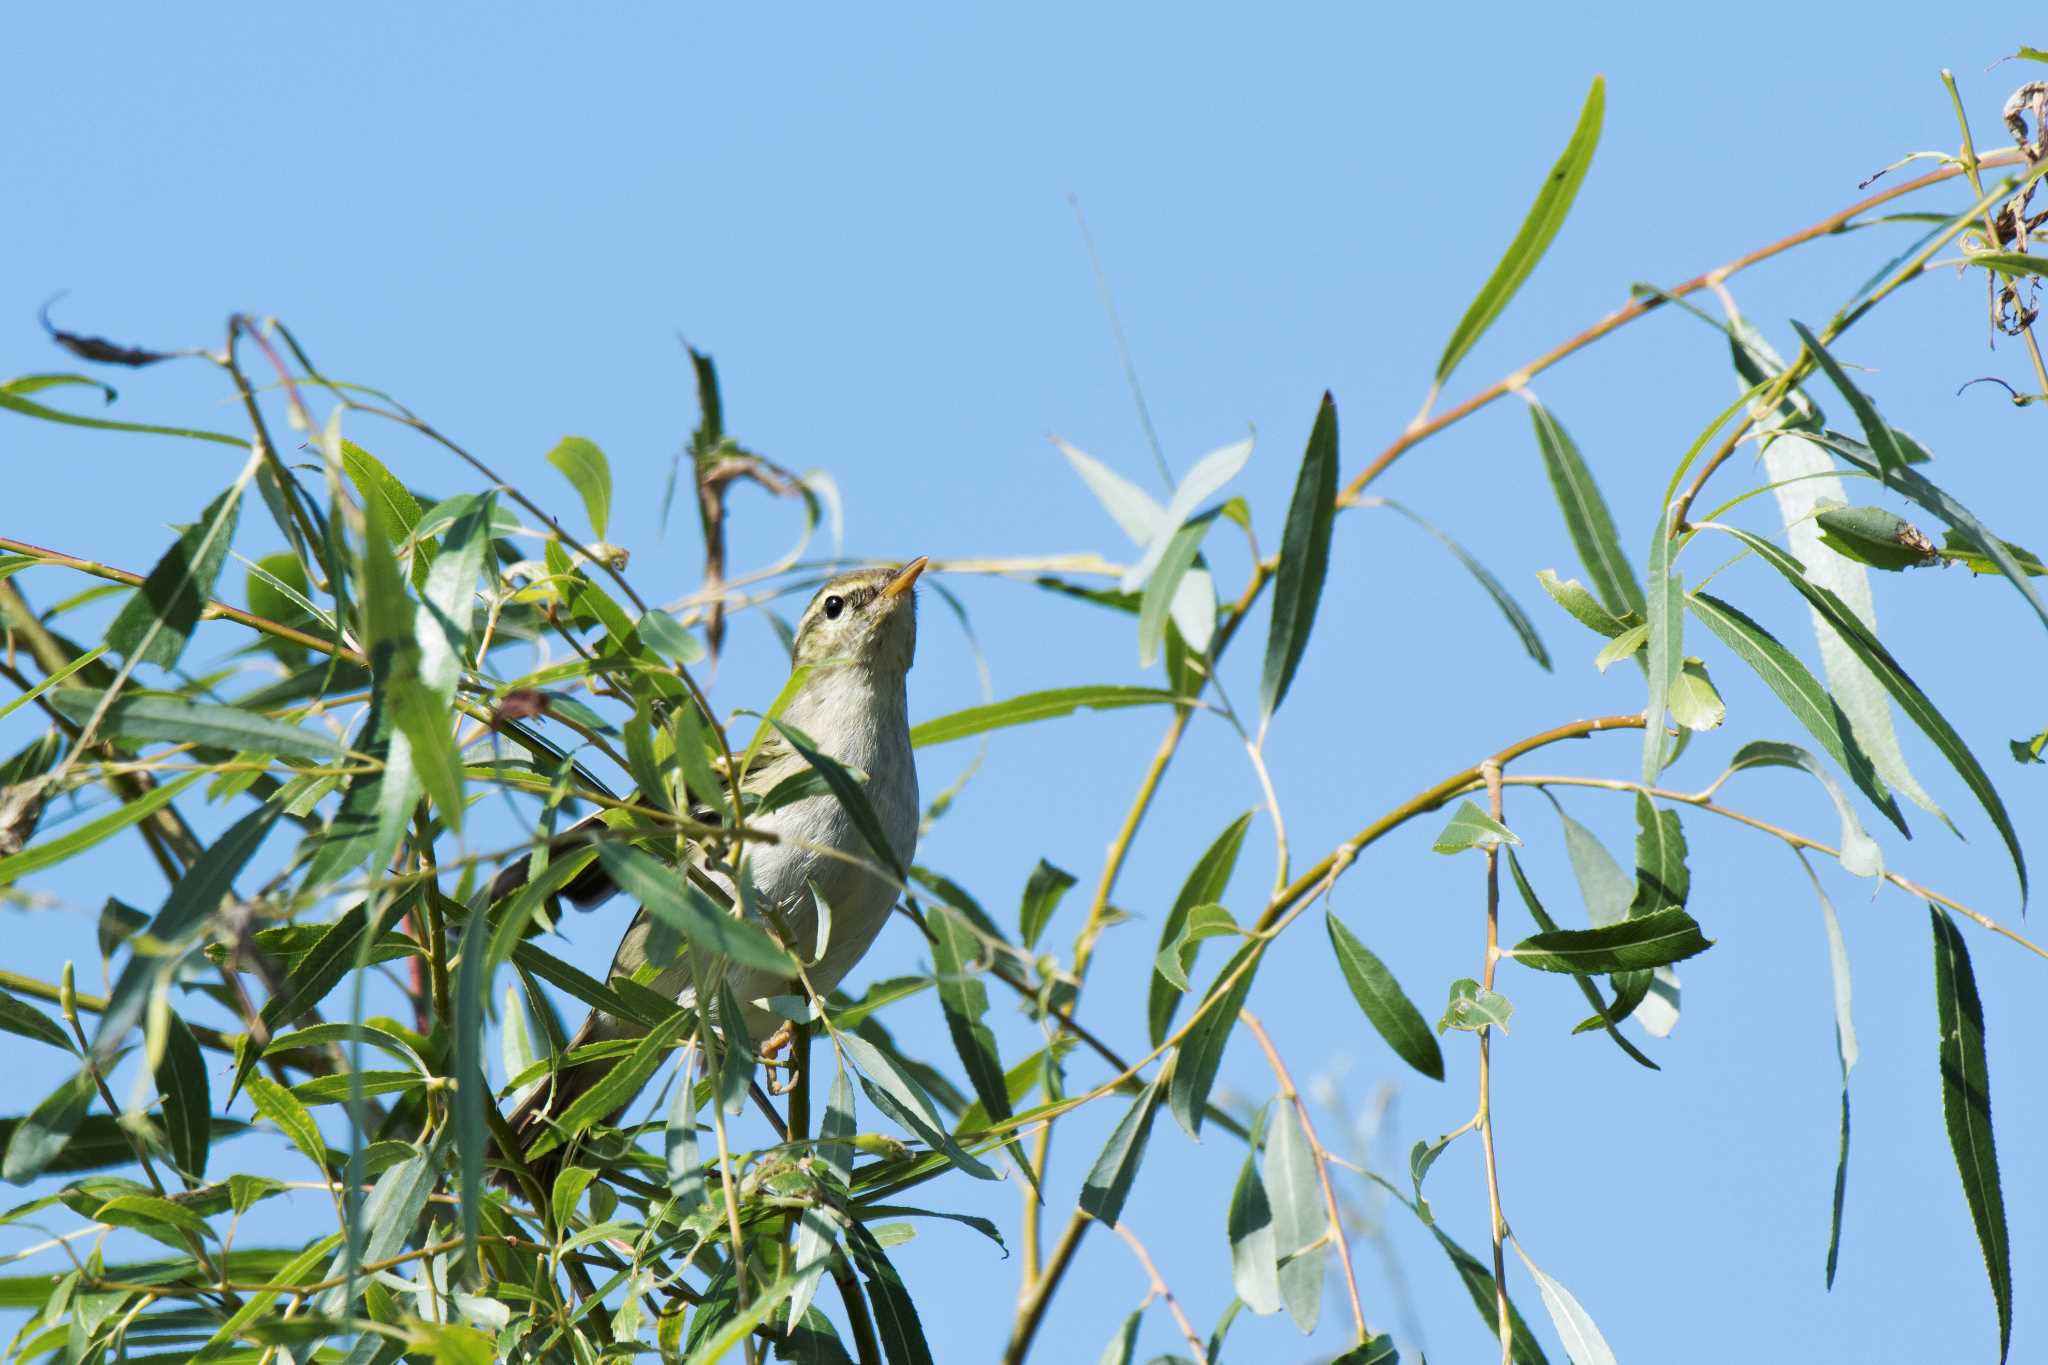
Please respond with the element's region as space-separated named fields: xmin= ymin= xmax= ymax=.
xmin=4 ymin=6 xmax=2046 ymax=1362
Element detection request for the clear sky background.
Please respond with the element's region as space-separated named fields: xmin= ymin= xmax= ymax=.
xmin=4 ymin=6 xmax=2046 ymax=1363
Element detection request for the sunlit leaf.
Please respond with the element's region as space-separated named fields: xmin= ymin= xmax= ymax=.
xmin=1326 ymin=913 xmax=1443 ymax=1080
xmin=1507 ymin=907 xmax=1711 ymax=974
xmin=104 ymin=485 xmax=243 ymax=670
xmin=546 ymin=435 xmax=613 ymax=540
xmin=1512 ymin=1242 xmax=1618 ymax=1365
xmin=1120 ymin=436 xmax=1253 ymax=593
xmin=1529 ymin=397 xmax=1644 ymax=620
xmin=911 ymin=686 xmax=1188 ymax=748
xmin=1431 ymin=801 xmax=1520 ymax=854
xmin=1725 ymin=740 xmax=1882 ymax=879
xmin=1437 ymin=979 xmax=1512 ymax=1034
xmin=1265 ymin=1098 xmax=1324 ymax=1333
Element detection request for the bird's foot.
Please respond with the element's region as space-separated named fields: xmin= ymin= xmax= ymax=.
xmin=756 ymin=1020 xmax=795 ymax=1061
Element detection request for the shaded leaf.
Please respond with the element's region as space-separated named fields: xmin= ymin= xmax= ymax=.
xmin=1931 ymin=906 xmax=2011 ymax=1361
xmin=153 ymin=1012 xmax=211 ymax=1179
xmin=1 ymin=1069 xmax=96 ymax=1183
xmin=1149 ymin=811 xmax=1254 ymax=1045
xmin=839 ymin=1031 xmax=996 ymax=1181
xmin=1168 ymin=941 xmax=1261 ymax=1138
xmin=595 ymin=842 xmax=796 ymax=973
xmin=1228 ymin=1142 xmax=1282 ymax=1315
xmin=1537 ymin=568 xmax=1636 ymax=640
xmin=1018 ymin=859 xmax=1076 ymax=951
xmin=1078 ymin=1073 xmax=1163 ymax=1227
xmin=1507 ymin=907 xmax=1712 ymax=974
xmin=1506 ymin=852 xmax=1657 ymax=1070
xmin=1529 ymin=398 xmax=1643 ymax=619
xmin=1726 ymin=740 xmax=1882 ymax=879
xmin=911 ymin=686 xmax=1188 ymax=748
xmin=1642 ymin=503 xmax=1684 ymax=780
xmin=1155 ymin=903 xmax=1240 ymax=992
xmin=1816 ymin=505 xmax=1939 ymax=572
xmin=1368 ymin=496 xmax=1549 ymax=669
xmin=1265 ymin=1098 xmax=1325 ymax=1334
xmin=50 ymin=690 xmax=345 ymax=762
xmin=104 ymin=485 xmax=243 ymax=671
xmin=1119 ymin=437 xmax=1253 ymax=593
xmin=1262 ymin=393 xmax=1339 ymax=717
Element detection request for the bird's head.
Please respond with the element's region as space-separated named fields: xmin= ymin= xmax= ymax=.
xmin=790 ymin=557 xmax=926 ymax=681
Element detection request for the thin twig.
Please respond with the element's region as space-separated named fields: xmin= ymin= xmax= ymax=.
xmin=1106 ymin=1219 xmax=1210 ymax=1364
xmin=1477 ymin=762 xmax=1512 ymax=1364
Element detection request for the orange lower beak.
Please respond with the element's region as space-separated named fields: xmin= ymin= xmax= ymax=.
xmin=880 ymin=556 xmax=929 ymax=600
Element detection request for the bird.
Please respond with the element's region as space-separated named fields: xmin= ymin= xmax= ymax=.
xmin=489 ymin=557 xmax=926 ymax=1183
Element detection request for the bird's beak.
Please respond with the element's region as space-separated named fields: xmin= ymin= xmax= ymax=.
xmin=880 ymin=555 xmax=929 ymax=600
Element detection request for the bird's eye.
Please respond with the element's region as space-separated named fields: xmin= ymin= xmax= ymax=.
xmin=823 ymin=595 xmax=845 ymax=620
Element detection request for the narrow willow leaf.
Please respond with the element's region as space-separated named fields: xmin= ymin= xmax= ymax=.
xmin=1119 ymin=436 xmax=1253 ymax=593
xmin=665 ymin=1053 xmax=704 ymax=1213
xmin=2 ymin=1070 xmax=96 ymax=1183
xmin=0 ymin=377 xmax=242 ymax=446
xmin=1726 ymin=740 xmax=1882 ymax=878
xmin=1168 ymin=941 xmax=1261 ymax=1138
xmin=1537 ymin=568 xmax=1636 ymax=639
xmin=104 ymin=484 xmax=244 ymax=670
xmin=1794 ymin=855 xmax=1857 ymax=1290
xmin=1078 ymin=1073 xmax=1163 ymax=1226
xmin=927 ymin=905 xmax=1010 ymax=1131
xmin=1592 ymin=623 xmax=1647 ymax=673
xmin=390 ymin=680 xmax=464 ymax=833
xmin=1435 ymin=77 xmax=1604 ymax=385
xmin=1642 ymin=503 xmax=1683 ymax=781
xmin=1507 ymin=907 xmax=1711 ymax=974
xmin=1438 ymin=979 xmax=1512 ymax=1034
xmin=1429 ymin=1225 xmax=1553 ymax=1365
xmin=1506 ymin=852 xmax=1657 ymax=1070
xmin=95 ymin=803 xmax=282 ymax=1066
xmin=1149 ymin=811 xmax=1254 ymax=1045
xmin=48 ymin=691 xmax=345 ymax=761
xmin=713 ymin=978 xmax=755 ymax=1115
xmin=0 ymin=987 xmax=72 ymax=1052
xmin=765 ymin=715 xmax=904 ymax=878
xmin=1055 ymin=438 xmax=1166 ymax=544
xmin=1326 ymin=913 xmax=1444 ymax=1080
xmin=1156 ymin=903 xmax=1239 ymax=992
xmin=1688 ymin=591 xmax=1906 ymax=835
xmin=546 ymin=436 xmax=612 ymax=539
xmin=153 ymin=1012 xmax=210 ymax=1179
xmin=1265 ymin=1098 xmax=1324 ymax=1334
xmin=314 ymin=1137 xmax=443 ymax=1315
xmin=524 ymin=1009 xmax=690 ymax=1160
xmin=416 ymin=494 xmax=491 ymax=699
xmin=1331 ymin=1337 xmax=1400 ymax=1364
xmin=1708 ymin=524 xmax=2025 ymax=903
xmin=1789 ymin=322 xmax=1905 ymax=482
xmin=1930 ymin=907 xmax=2011 ymax=1361
xmin=1018 ymin=858 xmax=1076 ymax=951
xmin=451 ymin=899 xmax=489 ymax=1274
xmin=1228 ymin=1144 xmax=1283 ymax=1315
xmin=1137 ymin=512 xmax=1216 ymax=669
xmin=1511 ymin=1242 xmax=1618 ymax=1365
xmin=1367 ymin=497 xmax=1549 ymax=669
xmin=636 ymin=610 xmax=706 ymax=666
xmin=594 ymin=843 xmax=795 ymax=973
xmin=1529 ymin=398 xmax=1644 ymax=619
xmin=246 ymin=1074 xmax=329 ymax=1174
xmin=839 ymin=1031 xmax=997 ymax=1181
xmin=1262 ymin=393 xmax=1339 ymax=717
xmin=1431 ymin=800 xmax=1520 ymax=854
xmin=1730 ymin=318 xmax=1940 ymax=820
xmin=842 ymin=1218 xmax=936 ymax=1365
xmin=0 ymin=769 xmax=206 ymax=886
xmin=910 ymin=685 xmax=1187 ymax=747
xmin=1097 ymin=1308 xmax=1143 ymax=1365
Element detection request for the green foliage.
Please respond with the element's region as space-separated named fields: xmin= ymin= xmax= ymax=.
xmin=1 ymin=64 xmax=2042 ymax=1365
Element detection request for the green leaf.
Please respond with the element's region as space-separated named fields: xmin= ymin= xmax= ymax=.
xmin=1790 ymin=322 xmax=1906 ymax=482
xmin=1156 ymin=904 xmax=1240 ymax=993
xmin=1707 ymin=523 xmax=2026 ymax=904
xmin=1429 ymin=1224 xmax=1552 ymax=1365
xmin=1688 ymin=591 xmax=1906 ymax=836
xmin=593 ymin=843 xmax=795 ymax=974
xmin=1018 ymin=858 xmax=1076 ymax=951
xmin=1725 ymin=740 xmax=1882 ymax=878
xmin=1262 ymin=393 xmax=1339 ymax=717
xmin=0 ymin=769 xmax=208 ymax=886
xmin=245 ymin=1073 xmax=329 ymax=1174
xmin=1931 ymin=906 xmax=2011 ymax=1362
xmin=664 ymin=1054 xmax=704 ymax=1213
xmin=1591 ymin=622 xmax=1647 ymax=673
xmin=1325 ymin=913 xmax=1444 ymax=1080
xmin=910 ymin=685 xmax=1189 ymax=748
xmin=927 ymin=904 xmax=1012 ymax=1134
xmin=1367 ymin=497 xmax=1549 ymax=669
xmin=1508 ymin=907 xmax=1711 ymax=974
xmin=1668 ymin=659 xmax=1725 ymax=732
xmin=1530 ymin=398 xmax=1643 ymax=619
xmin=546 ymin=435 xmax=613 ymax=540
xmin=523 ymin=1008 xmax=690 ymax=1160
xmin=1119 ymin=437 xmax=1253 ymax=593
xmin=1137 ymin=511 xmax=1217 ymax=669
xmin=389 ymin=680 xmax=464 ymax=833
xmin=842 ymin=1218 xmax=936 ymax=1365
xmin=153 ymin=1012 xmax=211 ymax=1179
xmin=1435 ymin=77 xmax=1604 ymax=386
xmin=765 ymin=715 xmax=905 ymax=879
xmin=1228 ymin=1141 xmax=1282 ymax=1315
xmin=451 ymin=898 xmax=489 ymax=1273
xmin=0 ymin=986 xmax=73 ymax=1053
xmin=1078 ymin=1072 xmax=1164 ymax=1227
xmin=1506 ymin=852 xmax=1657 ymax=1070
xmin=313 ymin=1136 xmax=443 ymax=1316
xmin=839 ymin=1031 xmax=997 ymax=1181
xmin=636 ymin=610 xmax=706 ymax=666
xmin=105 ymin=485 xmax=244 ymax=670
xmin=1168 ymin=941 xmax=1261 ymax=1138
xmin=340 ymin=441 xmax=431 ymax=591
xmin=1537 ymin=569 xmax=1636 ymax=639
xmin=1511 ymin=1242 xmax=1617 ymax=1365
xmin=1940 ymin=528 xmax=2047 ymax=578
xmin=1331 ymin=1337 xmax=1401 ymax=1364
xmin=2013 ymin=725 xmax=2048 ymax=765
xmin=1815 ymin=505 xmax=1939 ymax=571
xmin=1149 ymin=811 xmax=1254 ymax=1046
xmin=49 ymin=690 xmax=346 ymax=761
xmin=1437 ymin=979 xmax=1512 ymax=1034
xmin=95 ymin=802 xmax=283 ymax=1067
xmin=1642 ymin=503 xmax=1684 ymax=781
xmin=1265 ymin=1097 xmax=1325 ymax=1333
xmin=96 ymin=1192 xmax=215 ymax=1241
xmin=1431 ymin=800 xmax=1520 ymax=854
xmin=1097 ymin=1308 xmax=1144 ymax=1365
xmin=0 ymin=376 xmax=242 ymax=445
xmin=1 ymin=1069 xmax=97 ymax=1182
